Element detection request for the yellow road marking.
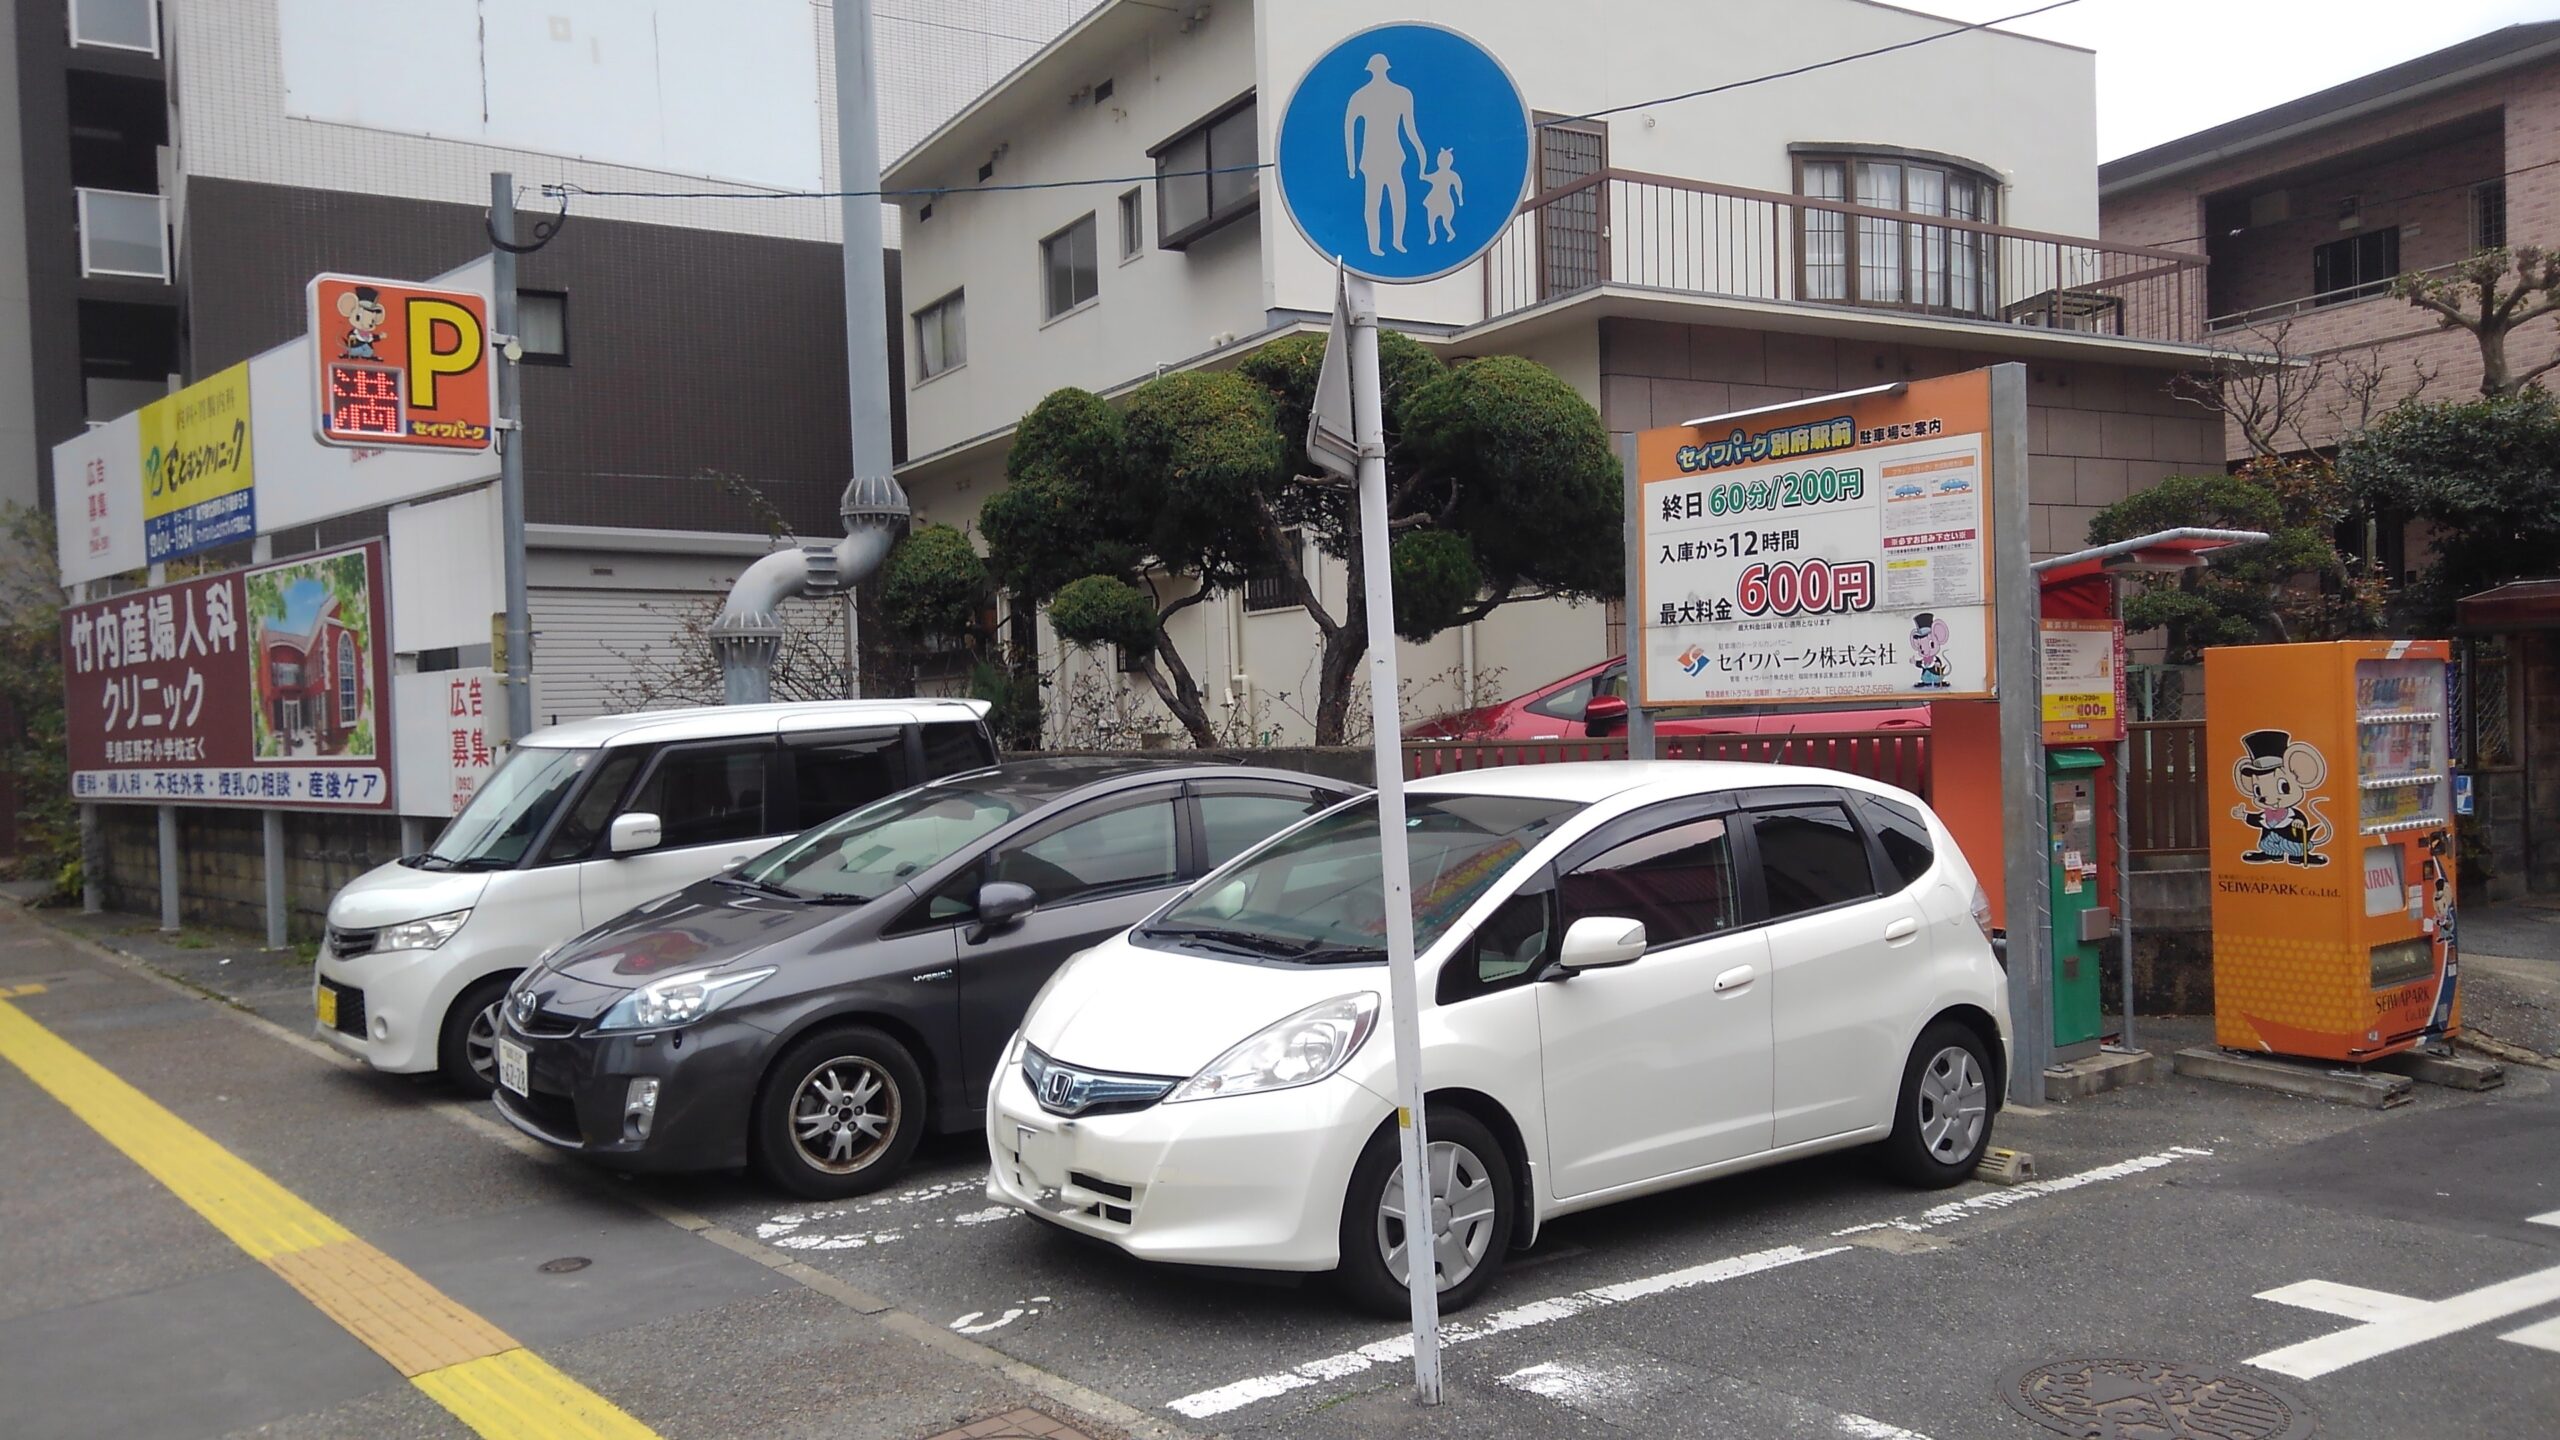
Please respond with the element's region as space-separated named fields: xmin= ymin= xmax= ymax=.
xmin=0 ymin=996 xmax=663 ymax=1438
xmin=1 ymin=982 xmax=48 ymax=997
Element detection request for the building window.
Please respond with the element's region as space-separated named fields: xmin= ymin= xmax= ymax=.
xmin=1246 ymin=529 xmax=1305 ymax=613
xmin=1151 ymin=94 xmax=1258 ymax=250
xmin=915 ymin=290 xmax=965 ymax=379
xmin=70 ymin=0 xmax=158 ymax=54
xmin=1795 ymin=150 xmax=1997 ymax=315
xmin=75 ymin=188 xmax=167 ymax=280
xmin=2312 ymin=228 xmax=2399 ymax=304
xmin=336 ymin=631 xmax=358 ymax=724
xmin=517 ymin=290 xmax=569 ymax=365
xmin=2474 ymin=180 xmax=2507 ymax=251
xmin=1042 ymin=214 xmax=1100 ymax=319
xmin=1118 ymin=187 xmax=1145 ymax=261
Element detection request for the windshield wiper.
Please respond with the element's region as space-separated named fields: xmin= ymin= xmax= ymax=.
xmin=441 ymin=856 xmax=517 ymax=872
xmin=717 ymin=875 xmax=808 ymax=902
xmin=405 ymin=853 xmax=454 ymax=870
xmin=1143 ymin=925 xmax=1322 ymax=959
xmin=1287 ymin=945 xmax=1388 ymax=965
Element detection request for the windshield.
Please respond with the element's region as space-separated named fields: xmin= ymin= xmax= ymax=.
xmin=739 ymin=782 xmax=1030 ymax=901
xmin=420 ymin=747 xmax=593 ymax=869
xmin=1144 ymin=793 xmax=1581 ymax=962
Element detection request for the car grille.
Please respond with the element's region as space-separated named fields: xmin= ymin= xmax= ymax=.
xmin=327 ymin=927 xmax=378 ymax=959
xmin=1019 ymin=1045 xmax=1178 ymax=1119
xmin=509 ymin=1006 xmax=580 ymax=1040
xmin=322 ymin=980 xmax=366 ymax=1037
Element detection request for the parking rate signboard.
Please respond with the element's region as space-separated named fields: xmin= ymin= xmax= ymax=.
xmin=308 ymin=275 xmax=496 ymax=451
xmin=1635 ymin=371 xmax=2001 ymax=707
xmin=61 ymin=540 xmax=396 ymax=810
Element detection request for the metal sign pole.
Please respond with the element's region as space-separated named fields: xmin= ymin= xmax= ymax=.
xmin=253 ymin=534 xmax=286 ymax=950
xmin=1619 ymin=432 xmax=1655 ymax=762
xmin=490 ymin=173 xmax=534 ymax=742
xmin=1990 ymin=364 xmax=2052 ymax=1104
xmin=1347 ymin=272 xmax=1443 ymax=1403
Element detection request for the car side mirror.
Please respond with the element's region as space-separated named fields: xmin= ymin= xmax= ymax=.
xmin=1582 ymin=694 xmax=1629 ymax=733
xmin=608 ymin=812 xmax=663 ymax=856
xmin=972 ymin=880 xmax=1039 ymax=937
xmin=1551 ymin=916 xmax=1646 ymax=975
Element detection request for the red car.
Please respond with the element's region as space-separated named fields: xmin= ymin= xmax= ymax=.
xmin=1406 ymin=656 xmax=1930 ymax=741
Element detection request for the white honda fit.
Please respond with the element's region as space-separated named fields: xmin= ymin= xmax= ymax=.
xmin=987 ymin=761 xmax=2010 ymax=1313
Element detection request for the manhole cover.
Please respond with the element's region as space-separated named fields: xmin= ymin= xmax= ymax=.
xmin=538 ymin=1256 xmax=592 ymax=1274
xmin=2002 ymin=1358 xmax=2316 ymax=1440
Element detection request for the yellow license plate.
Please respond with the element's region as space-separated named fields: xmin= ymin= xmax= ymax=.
xmin=316 ymin=986 xmax=337 ymax=1028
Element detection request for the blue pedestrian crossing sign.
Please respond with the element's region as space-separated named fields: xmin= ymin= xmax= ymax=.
xmin=1275 ymin=24 xmax=1531 ymax=284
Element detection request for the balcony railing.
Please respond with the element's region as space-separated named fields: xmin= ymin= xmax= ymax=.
xmin=1480 ymin=168 xmax=2208 ymax=346
xmin=69 ymin=0 xmax=160 ymax=55
xmin=76 ymin=187 xmax=168 ymax=281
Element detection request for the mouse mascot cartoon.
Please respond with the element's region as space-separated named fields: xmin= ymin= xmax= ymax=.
xmin=2230 ymin=728 xmax=2332 ymax=866
xmin=336 ymin=285 xmax=388 ymax=361
xmin=1910 ymin=612 xmax=1952 ymax=690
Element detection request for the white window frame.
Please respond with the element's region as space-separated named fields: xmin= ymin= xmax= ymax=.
xmin=914 ymin=289 xmax=966 ymax=381
xmin=1118 ymin=187 xmax=1145 ymax=263
xmin=75 ymin=187 xmax=169 ymax=281
xmin=337 ymin=631 xmax=359 ymax=724
xmin=68 ymin=0 xmax=160 ymax=56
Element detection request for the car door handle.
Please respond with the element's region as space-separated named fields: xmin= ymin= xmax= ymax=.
xmin=1884 ymin=917 xmax=1920 ymax=943
xmin=1713 ymin=964 xmax=1756 ymax=994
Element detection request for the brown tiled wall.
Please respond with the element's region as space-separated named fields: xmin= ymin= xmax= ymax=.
xmin=181 ymin=177 xmax=893 ymax=539
xmin=1595 ymin=320 xmax=2224 ymax=559
xmin=2103 ymin=56 xmax=2560 ymax=460
xmin=100 ymin=805 xmax=402 ymax=939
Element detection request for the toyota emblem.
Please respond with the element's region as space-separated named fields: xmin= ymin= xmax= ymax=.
xmin=510 ymin=988 xmax=539 ymax=1025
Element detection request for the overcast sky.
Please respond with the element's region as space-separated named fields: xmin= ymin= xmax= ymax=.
xmin=1927 ymin=0 xmax=2559 ymax=159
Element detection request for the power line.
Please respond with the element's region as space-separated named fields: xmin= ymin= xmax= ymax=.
xmin=549 ymin=1 xmax=2090 ymax=205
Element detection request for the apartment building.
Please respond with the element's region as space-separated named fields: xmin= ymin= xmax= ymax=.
xmin=882 ymin=0 xmax=2227 ymax=744
xmin=2101 ymin=21 xmax=2560 ymax=463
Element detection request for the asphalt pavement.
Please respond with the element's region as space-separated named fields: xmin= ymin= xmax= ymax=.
xmin=7 ymin=901 xmax=2557 ymax=1440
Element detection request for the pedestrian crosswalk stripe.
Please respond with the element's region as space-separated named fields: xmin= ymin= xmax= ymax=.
xmin=0 ymin=996 xmax=665 ymax=1439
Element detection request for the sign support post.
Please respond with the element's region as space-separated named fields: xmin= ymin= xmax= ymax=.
xmin=1344 ymin=272 xmax=1444 ymax=1403
xmin=252 ymin=534 xmax=287 ymax=950
xmin=1989 ymin=364 xmax=2051 ymax=1105
xmin=490 ymin=173 xmax=534 ymax=743
xmin=1619 ymin=432 xmax=1655 ymax=762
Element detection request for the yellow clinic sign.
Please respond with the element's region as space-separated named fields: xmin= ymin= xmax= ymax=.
xmin=140 ymin=363 xmax=257 ymax=563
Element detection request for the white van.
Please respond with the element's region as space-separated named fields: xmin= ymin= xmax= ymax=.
xmin=315 ymin=699 xmax=996 ymax=1091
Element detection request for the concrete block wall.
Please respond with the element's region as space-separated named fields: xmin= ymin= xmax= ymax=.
xmin=1594 ymin=319 xmax=2225 ymax=560
xmin=99 ymin=806 xmax=402 ymax=940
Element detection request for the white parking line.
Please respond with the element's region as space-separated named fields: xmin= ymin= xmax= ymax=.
xmin=2248 ymin=1262 xmax=2560 ymax=1379
xmin=1169 ymin=1245 xmax=1845 ymax=1418
xmin=1166 ymin=1145 xmax=2215 ymax=1421
xmin=2256 ymin=1280 xmax=2424 ymax=1323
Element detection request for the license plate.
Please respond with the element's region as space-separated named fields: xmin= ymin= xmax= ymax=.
xmin=315 ymin=985 xmax=337 ymax=1029
xmin=497 ymin=1037 xmax=529 ymax=1097
xmin=1016 ymin=1124 xmax=1069 ymax=1192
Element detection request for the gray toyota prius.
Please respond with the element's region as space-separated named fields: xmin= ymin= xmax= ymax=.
xmin=491 ymin=758 xmax=1359 ymax=1196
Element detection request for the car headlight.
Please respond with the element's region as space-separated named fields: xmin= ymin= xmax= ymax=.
xmin=376 ymin=909 xmax=470 ymax=952
xmin=593 ymin=966 xmax=775 ymax=1032
xmin=1165 ymin=992 xmax=1379 ymax=1103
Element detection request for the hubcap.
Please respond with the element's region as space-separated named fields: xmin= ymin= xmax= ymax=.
xmin=1916 ymin=1044 xmax=1988 ymax=1162
xmin=1376 ymin=1140 xmax=1499 ymax=1292
xmin=465 ymin=1000 xmax=502 ymax=1085
xmin=789 ymin=1058 xmax=899 ymax=1175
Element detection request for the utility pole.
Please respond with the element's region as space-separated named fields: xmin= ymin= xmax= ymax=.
xmin=491 ymin=173 xmax=534 ymax=741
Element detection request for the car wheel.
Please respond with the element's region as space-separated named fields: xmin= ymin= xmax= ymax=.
xmin=1881 ymin=1020 xmax=1995 ymax=1188
xmin=1334 ymin=1107 xmax=1514 ymax=1318
xmin=752 ymin=1026 xmax=925 ymax=1199
xmin=437 ymin=975 xmax=515 ymax=1095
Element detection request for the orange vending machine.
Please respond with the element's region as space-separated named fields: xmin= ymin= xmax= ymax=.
xmin=2203 ymin=640 xmax=2458 ymax=1062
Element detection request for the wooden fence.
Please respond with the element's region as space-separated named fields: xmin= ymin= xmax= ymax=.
xmin=1403 ymin=730 xmax=1933 ymax=801
xmin=2127 ymin=720 xmax=2209 ymax=856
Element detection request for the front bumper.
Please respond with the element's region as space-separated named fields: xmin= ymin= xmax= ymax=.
xmin=984 ymin=1049 xmax=1385 ymax=1272
xmin=312 ymin=943 xmax=457 ymax=1074
xmin=488 ymin=1011 xmax=768 ymax=1174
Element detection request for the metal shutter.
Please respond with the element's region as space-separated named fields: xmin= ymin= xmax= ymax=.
xmin=528 ymin=589 xmax=847 ymax=726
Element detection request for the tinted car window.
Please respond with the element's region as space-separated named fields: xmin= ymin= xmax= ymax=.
xmin=1752 ymin=802 xmax=1877 ymax=918
xmin=539 ymin=748 xmax=644 ymax=863
xmin=1438 ymin=889 xmax=1556 ymax=1005
xmin=1524 ymin=675 xmax=1594 ymax=722
xmin=789 ymin=728 xmax=906 ymax=830
xmin=992 ymin=793 xmax=1180 ymax=905
xmin=627 ymin=743 xmax=770 ymax=849
xmin=1859 ymin=794 xmax=1934 ymax=890
xmin=921 ymin=720 xmax=997 ymax=776
xmin=1560 ymin=816 xmax=1739 ymax=948
xmin=1198 ymin=785 xmax=1334 ymax=868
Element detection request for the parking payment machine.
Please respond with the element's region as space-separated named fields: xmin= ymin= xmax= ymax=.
xmin=2047 ymin=748 xmax=2107 ymax=1059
